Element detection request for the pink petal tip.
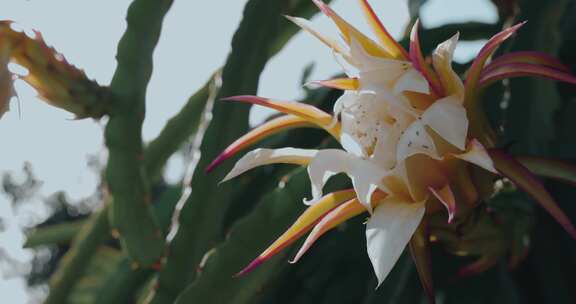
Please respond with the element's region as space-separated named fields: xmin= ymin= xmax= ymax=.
xmin=205 ymin=154 xmax=227 ymax=173
xmin=234 ymin=257 xmax=265 ymax=278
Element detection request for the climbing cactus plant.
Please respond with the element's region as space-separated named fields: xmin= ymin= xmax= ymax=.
xmin=7 ymin=0 xmax=576 ymax=303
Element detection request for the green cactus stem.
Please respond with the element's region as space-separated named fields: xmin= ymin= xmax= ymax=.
xmin=104 ymin=0 xmax=174 ymax=267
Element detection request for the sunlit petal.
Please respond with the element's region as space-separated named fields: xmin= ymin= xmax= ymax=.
xmin=393 ymin=68 xmax=430 ymax=95
xmin=432 ymin=33 xmax=464 ymax=98
xmin=222 ymin=148 xmax=318 ymax=182
xmin=349 ymin=37 xmax=409 ymax=75
xmin=421 ymin=96 xmax=468 ymax=150
xmin=366 ymin=196 xmax=426 ymax=287
xmin=396 ymin=120 xmax=439 ymax=162
xmin=307 ymin=149 xmax=388 ymax=210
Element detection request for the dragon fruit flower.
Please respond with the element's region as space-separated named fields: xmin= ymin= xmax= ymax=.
xmin=209 ymin=0 xmax=576 ymax=299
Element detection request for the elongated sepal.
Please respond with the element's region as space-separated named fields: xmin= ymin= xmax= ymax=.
xmin=516 ymin=156 xmax=576 ymax=186
xmin=285 ymin=15 xmax=348 ymax=57
xmin=310 ymin=78 xmax=359 ymax=91
xmin=483 ymin=51 xmax=570 ymax=74
xmin=489 ymin=149 xmax=576 ymax=239
xmin=221 ymin=95 xmax=340 ymax=138
xmin=462 ymin=23 xmax=525 ymax=146
xmin=479 ymin=62 xmax=576 ymax=88
xmin=409 ymin=20 xmax=443 ymax=97
xmin=290 ymin=193 xmax=385 ymax=264
xmin=409 ymin=219 xmax=436 ymax=304
xmin=312 ymin=0 xmax=391 ymax=58
xmin=206 ymin=115 xmax=314 ymax=173
xmin=465 ymin=22 xmax=526 ymax=94
xmin=428 ymin=185 xmax=456 ymax=223
xmin=221 ymin=148 xmax=318 ymax=182
xmin=235 ymin=189 xmax=356 ymax=276
xmin=357 ymin=0 xmax=408 ymax=59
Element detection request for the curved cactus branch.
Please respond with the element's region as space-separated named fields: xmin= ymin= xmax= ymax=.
xmin=24 ymin=220 xmax=86 ymax=248
xmin=44 ymin=208 xmax=111 ymax=304
xmin=104 ymin=0 xmax=174 ymax=267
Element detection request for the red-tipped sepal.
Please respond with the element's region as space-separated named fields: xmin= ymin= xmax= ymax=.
xmin=479 ymin=62 xmax=576 ymax=88
xmin=206 ymin=115 xmax=314 ymax=173
xmin=310 ymin=77 xmax=359 ymax=91
xmin=483 ymin=51 xmax=570 ymax=74
xmin=235 ymin=189 xmax=356 ymax=276
xmin=516 ymin=156 xmax=576 ymax=186
xmin=222 ymin=96 xmax=339 ymax=138
xmin=357 ymin=0 xmax=408 ymax=59
xmin=489 ymin=149 xmax=576 ymax=239
xmin=465 ymin=22 xmax=526 ymax=92
xmin=409 ymin=20 xmax=444 ymax=97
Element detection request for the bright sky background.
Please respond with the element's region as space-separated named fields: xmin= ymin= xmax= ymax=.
xmin=0 ymin=0 xmax=497 ymax=302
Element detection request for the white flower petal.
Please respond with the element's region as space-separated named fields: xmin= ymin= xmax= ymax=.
xmin=432 ymin=32 xmax=458 ymax=68
xmin=337 ymin=92 xmax=399 ymax=157
xmin=421 ymin=96 xmax=468 ymax=150
xmin=432 ymin=33 xmax=465 ymax=98
xmin=371 ymin=123 xmax=403 ymax=169
xmin=454 ymin=139 xmax=497 ymax=174
xmin=306 ymin=150 xmax=346 ymax=203
xmin=332 ymin=91 xmax=356 ymax=115
xmin=366 ymin=197 xmax=426 ymax=287
xmin=306 ymin=149 xmax=388 ymax=209
xmin=396 ymin=120 xmax=439 ymax=162
xmin=350 ymin=37 xmax=409 ymax=73
xmin=340 ymin=132 xmax=366 ymax=157
xmin=393 ymin=68 xmax=430 ymax=95
xmin=222 ymin=148 xmax=318 ymax=182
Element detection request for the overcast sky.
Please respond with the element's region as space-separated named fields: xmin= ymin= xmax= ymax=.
xmin=0 ymin=1 xmax=496 ymax=302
